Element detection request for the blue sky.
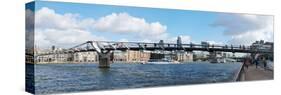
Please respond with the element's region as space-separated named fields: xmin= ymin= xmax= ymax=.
xmin=35 ymin=1 xmax=227 ymax=42
xmin=26 ymin=1 xmax=273 ymax=48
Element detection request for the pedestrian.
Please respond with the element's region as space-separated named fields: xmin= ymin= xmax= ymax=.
xmin=254 ymin=54 xmax=259 ymax=68
xmin=263 ymin=57 xmax=267 ymax=70
xmin=243 ymin=56 xmax=251 ymax=69
xmin=255 ymin=58 xmax=259 ymax=68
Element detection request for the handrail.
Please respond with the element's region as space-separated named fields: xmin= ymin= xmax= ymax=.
xmin=235 ymin=63 xmax=245 ymax=81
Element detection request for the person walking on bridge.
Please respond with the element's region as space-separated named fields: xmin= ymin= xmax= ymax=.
xmin=254 ymin=54 xmax=260 ymax=68
xmin=243 ymin=56 xmax=251 ymax=69
xmin=262 ymin=57 xmax=267 ymax=70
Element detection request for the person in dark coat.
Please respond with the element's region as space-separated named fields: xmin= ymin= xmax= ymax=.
xmin=254 ymin=54 xmax=260 ymax=68
xmin=262 ymin=57 xmax=267 ymax=70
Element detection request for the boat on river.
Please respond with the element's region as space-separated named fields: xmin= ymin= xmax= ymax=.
xmin=146 ymin=58 xmax=180 ymax=64
xmin=210 ymin=58 xmax=226 ymax=63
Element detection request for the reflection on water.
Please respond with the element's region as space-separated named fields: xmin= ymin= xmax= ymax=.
xmin=27 ymin=62 xmax=242 ymax=94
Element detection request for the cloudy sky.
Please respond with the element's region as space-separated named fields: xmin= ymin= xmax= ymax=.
xmin=26 ymin=1 xmax=273 ymax=49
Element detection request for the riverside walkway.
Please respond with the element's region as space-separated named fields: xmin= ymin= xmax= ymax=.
xmin=239 ymin=65 xmax=273 ymax=81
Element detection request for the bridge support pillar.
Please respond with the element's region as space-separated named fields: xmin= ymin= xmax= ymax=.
xmin=98 ymin=51 xmax=113 ymax=68
xmin=209 ymin=51 xmax=217 ymax=59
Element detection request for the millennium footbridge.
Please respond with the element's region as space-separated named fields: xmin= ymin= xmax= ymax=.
xmin=33 ymin=40 xmax=273 ymax=68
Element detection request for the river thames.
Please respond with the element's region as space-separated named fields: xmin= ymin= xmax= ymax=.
xmin=29 ymin=62 xmax=242 ymax=94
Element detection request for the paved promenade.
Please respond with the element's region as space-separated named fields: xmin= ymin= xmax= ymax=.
xmin=240 ymin=65 xmax=273 ymax=81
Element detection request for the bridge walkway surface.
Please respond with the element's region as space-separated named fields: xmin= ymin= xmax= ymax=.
xmin=239 ymin=65 xmax=273 ymax=81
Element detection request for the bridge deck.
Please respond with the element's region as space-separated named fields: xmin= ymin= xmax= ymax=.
xmin=34 ymin=41 xmax=273 ymax=56
xmin=241 ymin=65 xmax=273 ymax=81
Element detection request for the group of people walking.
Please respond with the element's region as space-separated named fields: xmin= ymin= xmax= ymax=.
xmin=243 ymin=54 xmax=267 ymax=70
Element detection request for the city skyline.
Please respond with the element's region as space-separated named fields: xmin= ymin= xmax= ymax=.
xmin=26 ymin=1 xmax=273 ymax=49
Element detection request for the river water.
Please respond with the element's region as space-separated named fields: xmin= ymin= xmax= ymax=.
xmin=29 ymin=62 xmax=242 ymax=94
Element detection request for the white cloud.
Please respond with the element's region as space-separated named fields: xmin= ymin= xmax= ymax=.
xmin=93 ymin=12 xmax=168 ymax=39
xmin=228 ymin=27 xmax=273 ymax=45
xmin=30 ymin=7 xmax=191 ymax=48
xmin=35 ymin=7 xmax=86 ymax=30
xmin=212 ymin=14 xmax=273 ymax=45
xmin=35 ymin=29 xmax=106 ymax=48
xmin=206 ymin=40 xmax=224 ymax=45
xmin=33 ymin=7 xmax=104 ymax=48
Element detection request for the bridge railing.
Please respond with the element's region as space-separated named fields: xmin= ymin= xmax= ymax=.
xmin=34 ymin=41 xmax=272 ymax=56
